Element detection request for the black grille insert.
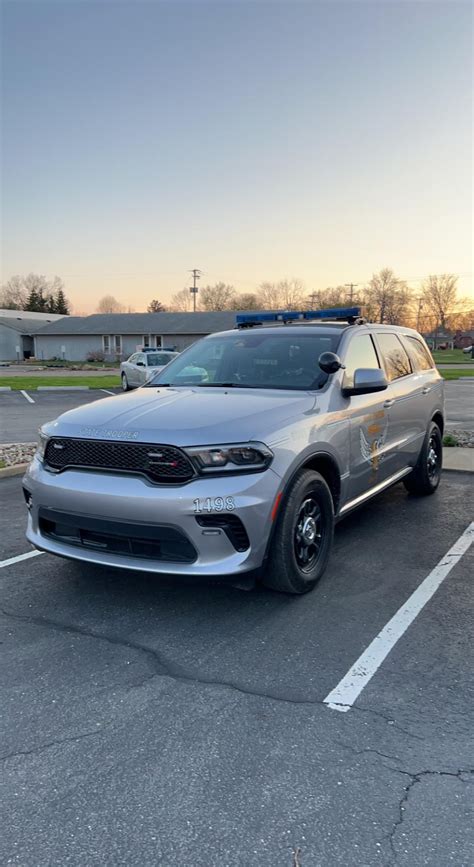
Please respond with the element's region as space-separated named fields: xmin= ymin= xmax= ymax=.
xmin=39 ymin=508 xmax=197 ymax=563
xmin=196 ymin=514 xmax=250 ymax=552
xmin=44 ymin=437 xmax=195 ymax=485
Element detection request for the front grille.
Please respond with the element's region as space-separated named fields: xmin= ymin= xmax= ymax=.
xmin=39 ymin=508 xmax=197 ymax=563
xmin=44 ymin=437 xmax=195 ymax=485
xmin=196 ymin=514 xmax=250 ymax=552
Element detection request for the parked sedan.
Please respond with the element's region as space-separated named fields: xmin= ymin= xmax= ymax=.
xmin=120 ymin=350 xmax=179 ymax=390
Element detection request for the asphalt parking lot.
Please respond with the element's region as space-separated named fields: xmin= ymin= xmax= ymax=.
xmin=0 ymin=388 xmax=121 ymax=443
xmin=0 ymin=380 xmax=473 ymax=444
xmin=1 ymin=471 xmax=473 ymax=867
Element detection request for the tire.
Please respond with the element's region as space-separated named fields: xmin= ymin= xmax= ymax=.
xmin=262 ymin=469 xmax=334 ymax=594
xmin=121 ymin=373 xmax=130 ymax=391
xmin=403 ymin=421 xmax=442 ymax=496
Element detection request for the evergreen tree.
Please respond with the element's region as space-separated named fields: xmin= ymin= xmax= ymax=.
xmin=25 ymin=287 xmax=41 ymax=311
xmin=54 ymin=288 xmax=70 ymax=314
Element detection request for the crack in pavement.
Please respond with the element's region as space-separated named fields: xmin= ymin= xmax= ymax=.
xmin=380 ymin=768 xmax=474 ymax=866
xmin=0 ymin=604 xmax=423 ymax=738
xmin=1 ymin=725 xmax=110 ymax=763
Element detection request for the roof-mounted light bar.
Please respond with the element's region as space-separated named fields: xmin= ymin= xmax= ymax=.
xmin=236 ymin=306 xmax=362 ymax=329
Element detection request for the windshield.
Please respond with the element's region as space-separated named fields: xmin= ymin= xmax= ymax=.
xmin=146 ymin=329 xmax=343 ymax=390
xmin=146 ymin=353 xmax=176 ymax=366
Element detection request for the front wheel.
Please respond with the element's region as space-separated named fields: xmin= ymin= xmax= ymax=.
xmin=121 ymin=373 xmax=130 ymax=391
xmin=262 ymin=469 xmax=334 ymax=594
xmin=403 ymin=421 xmax=442 ymax=496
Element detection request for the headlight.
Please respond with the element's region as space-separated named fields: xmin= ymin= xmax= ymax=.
xmin=185 ymin=442 xmax=273 ymax=474
xmin=36 ymin=430 xmax=49 ymax=461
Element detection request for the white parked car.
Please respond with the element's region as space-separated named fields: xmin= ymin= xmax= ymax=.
xmin=120 ymin=350 xmax=180 ymax=390
xmin=462 ymin=345 xmax=473 ymax=354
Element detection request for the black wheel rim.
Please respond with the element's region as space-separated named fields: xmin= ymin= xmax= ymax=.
xmin=427 ymin=433 xmax=441 ymax=481
xmin=294 ymin=496 xmax=323 ymax=574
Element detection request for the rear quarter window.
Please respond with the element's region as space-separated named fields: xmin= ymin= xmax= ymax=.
xmin=402 ymin=335 xmax=434 ymax=371
xmin=375 ymin=333 xmax=412 ymax=382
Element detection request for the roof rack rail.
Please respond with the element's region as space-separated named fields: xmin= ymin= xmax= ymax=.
xmin=236 ymin=306 xmax=364 ymax=329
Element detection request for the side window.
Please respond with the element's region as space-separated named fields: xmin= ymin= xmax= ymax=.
xmin=376 ymin=333 xmax=412 ymax=381
xmin=403 ymin=336 xmax=434 ymax=371
xmin=342 ymin=334 xmax=380 ymax=389
xmin=127 ymin=354 xmax=137 ymax=363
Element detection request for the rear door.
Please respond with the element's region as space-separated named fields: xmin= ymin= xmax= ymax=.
xmin=341 ymin=331 xmax=394 ymax=501
xmin=372 ymin=332 xmax=424 ymax=472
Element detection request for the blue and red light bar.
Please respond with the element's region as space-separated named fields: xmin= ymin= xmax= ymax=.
xmin=236 ymin=306 xmax=362 ymax=328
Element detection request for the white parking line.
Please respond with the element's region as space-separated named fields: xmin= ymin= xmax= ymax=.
xmin=0 ymin=550 xmax=43 ymax=570
xmin=324 ymin=522 xmax=474 ymax=712
xmin=101 ymin=389 xmax=116 ymax=395
xmin=20 ymin=390 xmax=35 ymax=404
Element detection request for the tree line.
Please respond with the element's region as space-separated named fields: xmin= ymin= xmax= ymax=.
xmin=0 ymin=274 xmax=70 ymax=314
xmin=166 ymin=271 xmax=473 ymax=333
xmin=1 ymin=269 xmax=472 ymax=333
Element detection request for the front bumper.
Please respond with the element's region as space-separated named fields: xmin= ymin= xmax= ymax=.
xmin=23 ymin=457 xmax=281 ymax=576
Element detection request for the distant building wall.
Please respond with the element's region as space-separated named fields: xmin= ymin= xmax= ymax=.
xmin=34 ymin=332 xmax=204 ymax=361
xmin=0 ymin=325 xmax=22 ymax=360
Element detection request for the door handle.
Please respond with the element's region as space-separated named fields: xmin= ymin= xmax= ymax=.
xmin=383 ymin=399 xmax=394 ymax=408
xmin=422 ymin=386 xmax=431 ymax=394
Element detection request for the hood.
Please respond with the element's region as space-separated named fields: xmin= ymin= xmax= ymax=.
xmin=45 ymin=386 xmax=316 ymax=446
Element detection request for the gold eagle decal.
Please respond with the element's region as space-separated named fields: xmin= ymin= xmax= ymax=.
xmin=360 ymin=425 xmax=388 ymax=472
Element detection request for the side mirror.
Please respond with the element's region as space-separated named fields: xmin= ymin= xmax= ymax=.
xmin=318 ymin=351 xmax=344 ymax=374
xmin=136 ymin=361 xmax=145 ymax=367
xmin=342 ymin=368 xmax=388 ymax=397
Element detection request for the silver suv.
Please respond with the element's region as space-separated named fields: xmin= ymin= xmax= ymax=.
xmin=23 ymin=308 xmax=444 ymax=594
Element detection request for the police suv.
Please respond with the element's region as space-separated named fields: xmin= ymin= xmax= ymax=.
xmin=24 ymin=307 xmax=444 ymax=594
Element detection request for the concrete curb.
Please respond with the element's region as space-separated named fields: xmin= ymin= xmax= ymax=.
xmin=0 ymin=463 xmax=29 ymax=479
xmin=0 ymin=386 xmax=12 ymax=392
xmin=442 ymin=447 xmax=474 ymax=473
xmin=37 ymin=386 xmax=90 ymax=391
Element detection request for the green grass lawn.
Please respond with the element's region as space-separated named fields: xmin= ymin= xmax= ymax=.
xmin=432 ymin=348 xmax=473 ymax=363
xmin=441 ymin=369 xmax=474 ymax=380
xmin=0 ymin=376 xmax=120 ymax=390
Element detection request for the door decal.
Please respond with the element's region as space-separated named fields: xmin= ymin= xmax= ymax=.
xmin=359 ymin=421 xmax=388 ymax=473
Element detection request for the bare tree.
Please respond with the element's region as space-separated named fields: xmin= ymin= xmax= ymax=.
xmin=230 ymin=293 xmax=260 ymax=311
xmin=147 ymin=299 xmax=166 ymax=313
xmin=257 ymin=278 xmax=306 ymax=310
xmin=0 ymin=275 xmax=28 ymax=309
xmin=170 ymin=288 xmax=193 ymax=312
xmin=307 ymin=286 xmax=351 ymax=309
xmin=96 ymin=295 xmax=125 ymax=314
xmin=365 ymin=268 xmax=414 ymax=325
xmin=199 ymin=283 xmax=236 ymax=311
xmin=421 ymin=274 xmax=459 ymax=331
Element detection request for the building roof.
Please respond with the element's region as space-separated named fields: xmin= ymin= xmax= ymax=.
xmin=34 ymin=311 xmax=245 ymax=336
xmin=0 ymin=315 xmax=65 ymax=334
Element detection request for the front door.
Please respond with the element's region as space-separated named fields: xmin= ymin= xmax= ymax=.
xmin=340 ymin=332 xmax=394 ymax=501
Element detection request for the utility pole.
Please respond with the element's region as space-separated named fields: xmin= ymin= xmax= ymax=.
xmin=189 ymin=269 xmax=201 ymax=313
xmin=345 ymin=283 xmax=359 ymax=304
xmin=416 ymin=297 xmax=423 ymax=332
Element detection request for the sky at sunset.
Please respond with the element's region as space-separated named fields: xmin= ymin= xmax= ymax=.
xmin=1 ymin=0 xmax=472 ymax=314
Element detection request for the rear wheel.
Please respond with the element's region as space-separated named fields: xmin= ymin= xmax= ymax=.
xmin=121 ymin=373 xmax=130 ymax=391
xmin=263 ymin=469 xmax=334 ymax=594
xmin=403 ymin=421 xmax=442 ymax=496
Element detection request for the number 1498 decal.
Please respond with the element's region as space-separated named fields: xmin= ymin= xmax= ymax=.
xmin=193 ymin=497 xmax=236 ymax=513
